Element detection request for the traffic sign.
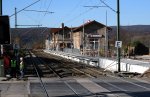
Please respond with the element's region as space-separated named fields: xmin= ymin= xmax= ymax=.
xmin=115 ymin=41 xmax=122 ymax=48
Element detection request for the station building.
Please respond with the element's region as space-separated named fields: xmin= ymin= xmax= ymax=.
xmin=46 ymin=20 xmax=112 ymax=57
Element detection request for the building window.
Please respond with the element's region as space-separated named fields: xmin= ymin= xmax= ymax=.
xmin=89 ymin=38 xmax=98 ymax=50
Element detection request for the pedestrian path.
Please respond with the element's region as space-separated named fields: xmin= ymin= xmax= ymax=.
xmin=0 ymin=77 xmax=28 ymax=97
xmin=1 ymin=77 xmax=150 ymax=97
xmin=75 ymin=78 xmax=116 ymax=97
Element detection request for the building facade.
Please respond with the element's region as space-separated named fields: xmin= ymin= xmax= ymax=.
xmin=50 ymin=26 xmax=73 ymax=51
xmin=72 ymin=20 xmax=111 ymax=56
xmin=48 ymin=20 xmax=111 ymax=57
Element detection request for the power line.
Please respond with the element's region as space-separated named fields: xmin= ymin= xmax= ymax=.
xmin=14 ymin=7 xmax=43 ymax=28
xmin=24 ymin=9 xmax=54 ymax=14
xmin=44 ymin=0 xmax=53 ymax=16
xmin=63 ymin=1 xmax=83 ymax=20
xmin=36 ymin=0 xmax=53 ymax=27
xmin=84 ymin=6 xmax=106 ymax=8
xmin=16 ymin=25 xmax=42 ymax=27
xmin=63 ymin=1 xmax=106 ymax=26
xmin=99 ymin=0 xmax=121 ymax=72
xmin=53 ymin=0 xmax=83 ymax=27
xmin=10 ymin=0 xmax=41 ymax=17
xmin=99 ymin=0 xmax=116 ymax=13
xmin=65 ymin=7 xmax=96 ymax=25
xmin=23 ymin=13 xmax=41 ymax=24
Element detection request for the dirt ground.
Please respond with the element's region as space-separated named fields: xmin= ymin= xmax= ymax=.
xmin=134 ymin=55 xmax=150 ymax=62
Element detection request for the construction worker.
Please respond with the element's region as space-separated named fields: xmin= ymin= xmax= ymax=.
xmin=3 ymin=53 xmax=11 ymax=77
xmin=19 ymin=57 xmax=24 ymax=79
xmin=11 ymin=57 xmax=17 ymax=78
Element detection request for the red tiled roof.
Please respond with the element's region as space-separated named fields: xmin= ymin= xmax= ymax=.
xmin=50 ymin=26 xmax=77 ymax=33
xmin=73 ymin=20 xmax=111 ymax=32
xmin=50 ymin=28 xmax=62 ymax=33
xmin=50 ymin=20 xmax=111 ymax=33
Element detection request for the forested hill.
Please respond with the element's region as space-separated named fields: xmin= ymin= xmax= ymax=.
xmin=111 ymin=25 xmax=150 ymax=36
xmin=110 ymin=25 xmax=150 ymax=47
xmin=11 ymin=27 xmax=50 ymax=49
xmin=10 ymin=25 xmax=150 ymax=49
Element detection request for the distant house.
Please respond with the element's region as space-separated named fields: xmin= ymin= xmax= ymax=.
xmin=72 ymin=20 xmax=111 ymax=56
xmin=48 ymin=20 xmax=111 ymax=56
xmin=49 ymin=24 xmax=73 ymax=51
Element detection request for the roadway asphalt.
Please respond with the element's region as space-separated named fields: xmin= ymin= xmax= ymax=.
xmin=0 ymin=77 xmax=28 ymax=97
xmin=1 ymin=76 xmax=150 ymax=97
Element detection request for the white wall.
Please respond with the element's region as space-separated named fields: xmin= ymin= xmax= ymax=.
xmin=99 ymin=58 xmax=149 ymax=74
xmin=44 ymin=50 xmax=149 ymax=74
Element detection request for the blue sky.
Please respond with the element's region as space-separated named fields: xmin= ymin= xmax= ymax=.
xmin=2 ymin=0 xmax=150 ymax=28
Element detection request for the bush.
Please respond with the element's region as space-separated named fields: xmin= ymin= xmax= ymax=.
xmin=133 ymin=41 xmax=149 ymax=55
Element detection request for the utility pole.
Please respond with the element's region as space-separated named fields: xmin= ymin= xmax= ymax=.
xmin=62 ymin=23 xmax=64 ymax=51
xmin=0 ymin=0 xmax=3 ymax=56
xmin=15 ymin=7 xmax=43 ymax=27
xmin=117 ymin=0 xmax=121 ymax=72
xmin=105 ymin=11 xmax=108 ymax=58
xmin=70 ymin=26 xmax=73 ymax=52
xmin=10 ymin=0 xmax=41 ymax=17
xmin=0 ymin=0 xmax=4 ymax=77
xmin=0 ymin=0 xmax=2 ymax=15
xmin=15 ymin=7 xmax=17 ymax=28
xmin=99 ymin=0 xmax=121 ymax=72
xmin=82 ymin=21 xmax=85 ymax=55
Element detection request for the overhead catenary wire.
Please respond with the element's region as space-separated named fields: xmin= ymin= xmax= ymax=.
xmin=43 ymin=0 xmax=48 ymax=8
xmin=23 ymin=13 xmax=42 ymax=24
xmin=84 ymin=6 xmax=107 ymax=8
xmin=10 ymin=0 xmax=41 ymax=17
xmin=11 ymin=0 xmax=54 ymax=28
xmin=24 ymin=9 xmax=54 ymax=14
xmin=53 ymin=0 xmax=100 ymax=28
xmin=99 ymin=0 xmax=116 ymax=13
xmin=44 ymin=0 xmax=53 ymax=16
xmin=36 ymin=0 xmax=53 ymax=27
xmin=16 ymin=25 xmax=42 ymax=27
xmin=99 ymin=0 xmax=121 ymax=72
xmin=64 ymin=0 xmax=83 ymax=17
xmin=64 ymin=7 xmax=96 ymax=25
xmin=23 ymin=9 xmax=54 ymax=26
xmin=59 ymin=1 xmax=107 ymax=27
xmin=53 ymin=0 xmax=83 ymax=27
xmin=84 ymin=4 xmax=108 ymax=57
xmin=14 ymin=8 xmax=42 ymax=28
xmin=23 ymin=9 xmax=53 ymax=27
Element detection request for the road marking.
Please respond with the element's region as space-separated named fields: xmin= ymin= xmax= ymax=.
xmin=108 ymin=75 xmax=150 ymax=91
xmin=76 ymin=78 xmax=117 ymax=97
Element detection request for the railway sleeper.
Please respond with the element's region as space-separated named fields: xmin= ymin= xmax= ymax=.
xmin=42 ymin=70 xmax=53 ymax=74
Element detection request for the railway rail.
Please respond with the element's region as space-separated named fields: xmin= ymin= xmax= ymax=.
xmin=24 ymin=50 xmax=150 ymax=97
xmin=31 ymin=50 xmax=110 ymax=78
xmin=26 ymin=50 xmax=97 ymax=97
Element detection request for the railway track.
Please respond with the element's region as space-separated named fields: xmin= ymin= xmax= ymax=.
xmin=30 ymin=50 xmax=110 ymax=78
xmin=24 ymin=50 xmax=150 ymax=97
xmin=26 ymin=50 xmax=97 ymax=97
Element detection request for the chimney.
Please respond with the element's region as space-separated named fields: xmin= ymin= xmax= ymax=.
xmin=62 ymin=23 xmax=64 ymax=29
